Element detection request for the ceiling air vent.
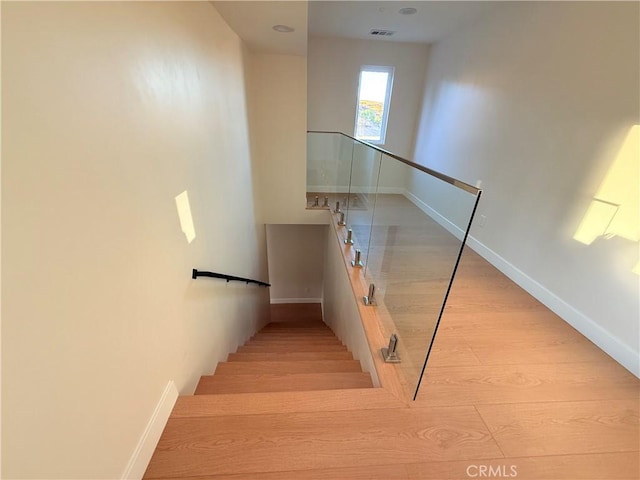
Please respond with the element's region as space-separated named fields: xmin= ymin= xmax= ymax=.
xmin=370 ymin=29 xmax=396 ymax=37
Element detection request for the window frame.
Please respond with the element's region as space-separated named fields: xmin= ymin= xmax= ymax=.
xmin=354 ymin=65 xmax=395 ymax=145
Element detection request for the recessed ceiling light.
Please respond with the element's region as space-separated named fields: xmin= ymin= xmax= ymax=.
xmin=399 ymin=7 xmax=417 ymax=15
xmin=272 ymin=24 xmax=295 ymax=33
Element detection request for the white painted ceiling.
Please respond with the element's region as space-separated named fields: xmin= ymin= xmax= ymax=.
xmin=212 ymin=1 xmax=497 ymax=56
xmin=212 ymin=1 xmax=309 ymax=56
xmin=309 ymin=1 xmax=497 ymax=44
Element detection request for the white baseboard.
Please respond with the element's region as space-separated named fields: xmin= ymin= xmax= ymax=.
xmin=402 ymin=190 xmax=640 ymax=378
xmin=376 ymin=186 xmax=406 ymax=194
xmin=404 ymin=189 xmax=465 ymax=240
xmin=121 ymin=381 xmax=179 ymax=479
xmin=270 ymin=298 xmax=323 ymax=304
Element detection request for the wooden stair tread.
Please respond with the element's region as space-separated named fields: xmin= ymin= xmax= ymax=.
xmin=247 ymin=338 xmax=343 ymax=345
xmin=143 ymin=405 xmax=501 ymax=478
xmin=171 ymin=388 xmax=402 ymax=417
xmin=194 ymin=372 xmax=373 ymax=394
xmin=256 ymin=329 xmax=332 ymax=335
xmin=259 ymin=324 xmax=332 ymax=329
xmin=149 ymin=453 xmax=640 ymax=480
xmin=251 ymin=332 xmax=340 ymax=339
xmin=260 ymin=324 xmax=328 ymax=331
xmin=152 ymin=462 xmax=409 ymax=480
xmin=237 ymin=344 xmax=349 ymax=353
xmin=252 ymin=331 xmax=337 ymax=338
xmin=247 ymin=334 xmax=340 ymax=342
xmin=215 ymin=360 xmax=362 ymax=375
xmin=227 ymin=351 xmax=354 ymax=362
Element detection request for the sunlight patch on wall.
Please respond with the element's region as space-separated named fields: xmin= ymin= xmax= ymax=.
xmin=574 ymin=125 xmax=639 ymax=273
xmin=134 ymin=56 xmax=202 ymax=108
xmin=574 ymin=198 xmax=621 ymax=244
xmin=175 ymin=190 xmax=196 ymax=244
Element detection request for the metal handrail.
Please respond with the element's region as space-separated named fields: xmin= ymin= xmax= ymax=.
xmin=191 ymin=269 xmax=270 ymax=287
xmin=307 ymin=130 xmax=481 ymax=195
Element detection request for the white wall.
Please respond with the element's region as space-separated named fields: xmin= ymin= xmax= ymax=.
xmin=409 ymin=2 xmax=639 ymax=374
xmin=247 ymin=51 xmax=326 ymax=225
xmin=266 ymin=225 xmax=327 ymax=302
xmin=307 ymin=36 xmax=429 ymax=192
xmin=308 ymin=36 xmax=429 ymax=158
xmin=322 ymin=226 xmax=379 ymax=386
xmin=2 ymin=2 xmax=270 ymax=478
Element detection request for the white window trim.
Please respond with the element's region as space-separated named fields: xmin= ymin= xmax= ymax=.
xmin=354 ymin=65 xmax=395 ymax=145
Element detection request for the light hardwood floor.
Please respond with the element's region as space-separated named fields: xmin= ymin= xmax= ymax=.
xmin=146 ymin=195 xmax=639 ymax=479
xmin=331 ymin=193 xmax=639 ymax=478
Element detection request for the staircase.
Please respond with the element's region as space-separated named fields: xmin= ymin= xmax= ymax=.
xmin=143 ymin=304 xmax=402 ymax=479
xmin=193 ymin=306 xmax=373 ymax=394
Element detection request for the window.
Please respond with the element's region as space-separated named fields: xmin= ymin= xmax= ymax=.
xmin=354 ymin=65 xmax=394 ymax=144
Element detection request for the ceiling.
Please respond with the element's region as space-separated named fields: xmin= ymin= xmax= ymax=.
xmin=212 ymin=1 xmax=497 ymax=56
xmin=212 ymin=1 xmax=309 ymax=56
xmin=309 ymin=1 xmax=497 ymax=44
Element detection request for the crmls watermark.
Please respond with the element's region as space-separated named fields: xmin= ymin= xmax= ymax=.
xmin=466 ymin=464 xmax=518 ymax=478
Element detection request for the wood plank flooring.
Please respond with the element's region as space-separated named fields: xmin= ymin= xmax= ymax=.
xmin=476 ymin=399 xmax=639 ymax=457
xmin=331 ymin=194 xmax=639 ymax=479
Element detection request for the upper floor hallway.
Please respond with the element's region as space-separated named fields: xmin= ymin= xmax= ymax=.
xmin=2 ymin=2 xmax=638 ymax=478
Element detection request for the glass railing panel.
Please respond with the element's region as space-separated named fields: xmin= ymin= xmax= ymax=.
xmin=307 ymin=131 xmax=481 ymax=401
xmin=342 ymin=142 xmax=382 ymax=259
xmin=363 ymin=154 xmax=480 ymax=400
xmin=306 ymin=132 xmax=354 ymax=209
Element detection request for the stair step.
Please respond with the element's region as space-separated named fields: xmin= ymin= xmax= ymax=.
xmin=146 ymin=463 xmax=406 ymax=480
xmin=171 ymin=389 xmax=401 ymax=418
xmin=261 ymin=323 xmax=328 ymax=331
xmin=270 ymin=303 xmax=323 ymax=323
xmin=143 ymin=405 xmax=500 ymax=478
xmin=228 ymin=351 xmax=354 ymax=362
xmin=257 ymin=329 xmax=333 ymax=336
xmin=252 ymin=338 xmax=339 ymax=344
xmin=237 ymin=344 xmax=349 ymax=353
xmin=254 ymin=330 xmax=336 ymax=337
xmin=248 ymin=337 xmax=343 ymax=345
xmin=194 ymin=372 xmax=373 ymax=394
xmin=215 ymin=360 xmax=362 ymax=375
xmin=253 ymin=330 xmax=338 ymax=337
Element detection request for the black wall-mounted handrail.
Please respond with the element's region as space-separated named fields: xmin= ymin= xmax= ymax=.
xmin=192 ymin=269 xmax=270 ymax=287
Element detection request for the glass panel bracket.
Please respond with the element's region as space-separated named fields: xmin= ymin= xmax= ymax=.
xmin=351 ymin=249 xmax=364 ymax=267
xmin=344 ymin=228 xmax=354 ymax=245
xmin=381 ymin=334 xmax=401 ymax=363
xmin=363 ymin=283 xmax=376 ymax=305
